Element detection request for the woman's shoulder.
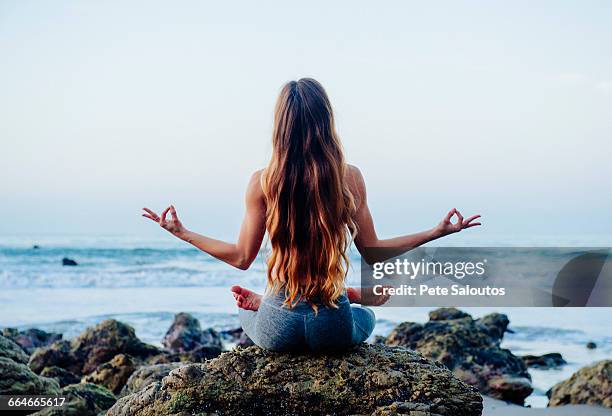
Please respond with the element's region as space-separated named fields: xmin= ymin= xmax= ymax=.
xmin=345 ymin=164 xmax=365 ymax=190
xmin=251 ymin=169 xmax=265 ymax=182
xmin=345 ymin=164 xmax=362 ymax=179
xmin=246 ymin=169 xmax=266 ymax=200
xmin=344 ymin=164 xmax=366 ymax=207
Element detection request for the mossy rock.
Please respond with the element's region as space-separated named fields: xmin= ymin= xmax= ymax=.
xmin=385 ymin=308 xmax=530 ymax=404
xmin=0 ymin=334 xmax=30 ymax=364
xmin=40 ymin=366 xmax=81 ymax=387
xmin=108 ymin=344 xmax=482 ymax=416
xmin=33 ymin=382 xmax=116 ymax=415
xmin=0 ymin=356 xmax=61 ymax=395
xmin=547 ymin=360 xmax=612 ymax=408
xmin=82 ymin=353 xmax=137 ymax=395
xmin=2 ymin=327 xmax=62 ymax=354
xmin=29 ymin=320 xmax=161 ymax=376
xmin=120 ymin=363 xmax=183 ymax=397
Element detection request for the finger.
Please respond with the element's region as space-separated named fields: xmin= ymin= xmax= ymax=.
xmin=170 ymin=205 xmax=179 ymax=221
xmin=160 ymin=206 xmax=171 ymax=225
xmin=142 ymin=208 xmax=160 ymax=222
xmin=142 ymin=207 xmax=158 ymax=217
xmin=444 ymin=208 xmax=456 ymax=222
xmin=142 ymin=213 xmax=160 ymax=222
xmin=455 ymin=209 xmax=464 ymax=224
xmin=463 ymin=215 xmax=481 ymax=225
xmin=465 ymin=222 xmax=482 ymax=228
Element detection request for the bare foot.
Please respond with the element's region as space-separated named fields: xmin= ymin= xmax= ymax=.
xmin=347 ymin=286 xmax=391 ymax=306
xmin=347 ymin=287 xmax=362 ymax=303
xmin=231 ymin=285 xmax=262 ymax=311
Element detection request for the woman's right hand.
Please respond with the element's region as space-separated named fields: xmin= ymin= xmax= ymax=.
xmin=142 ymin=205 xmax=188 ymax=239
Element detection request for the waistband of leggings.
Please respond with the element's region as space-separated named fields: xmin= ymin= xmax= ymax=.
xmin=263 ymin=288 xmax=350 ymax=307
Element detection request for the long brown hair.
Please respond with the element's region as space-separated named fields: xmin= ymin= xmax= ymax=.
xmin=262 ymin=78 xmax=357 ymax=310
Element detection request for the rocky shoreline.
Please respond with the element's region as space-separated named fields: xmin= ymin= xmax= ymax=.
xmin=380 ymin=308 xmax=533 ymax=404
xmin=0 ymin=308 xmax=609 ymax=415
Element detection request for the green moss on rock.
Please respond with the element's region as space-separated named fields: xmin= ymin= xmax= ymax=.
xmin=0 ymin=356 xmax=61 ymax=395
xmin=547 ymin=360 xmax=612 ymax=408
xmin=385 ymin=308 xmax=531 ymax=404
xmin=0 ymin=334 xmax=30 ymax=364
xmin=33 ymin=383 xmax=116 ymax=416
xmin=28 ymin=320 xmax=161 ymax=376
xmin=107 ymin=344 xmax=482 ymax=416
xmin=82 ymin=353 xmax=137 ymax=394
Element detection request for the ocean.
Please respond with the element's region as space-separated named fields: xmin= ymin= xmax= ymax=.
xmin=0 ymin=234 xmax=610 ymax=408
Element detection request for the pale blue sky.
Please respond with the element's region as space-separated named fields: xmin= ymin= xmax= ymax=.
xmin=1 ymin=1 xmax=611 ymax=242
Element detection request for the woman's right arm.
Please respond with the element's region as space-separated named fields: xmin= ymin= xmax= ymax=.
xmin=142 ymin=171 xmax=266 ymax=270
xmin=347 ymin=166 xmax=481 ymax=264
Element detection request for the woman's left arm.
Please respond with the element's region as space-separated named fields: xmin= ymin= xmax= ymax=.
xmin=142 ymin=171 xmax=266 ymax=270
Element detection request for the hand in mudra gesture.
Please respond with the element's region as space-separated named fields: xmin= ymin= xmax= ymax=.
xmin=434 ymin=208 xmax=481 ymax=237
xmin=142 ymin=205 xmax=187 ymax=238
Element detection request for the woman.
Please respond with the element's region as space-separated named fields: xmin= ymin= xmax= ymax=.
xmin=142 ymin=78 xmax=481 ymax=352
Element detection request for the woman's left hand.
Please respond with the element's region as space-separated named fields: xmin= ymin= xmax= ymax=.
xmin=142 ymin=205 xmax=188 ymax=239
xmin=434 ymin=208 xmax=481 ymax=237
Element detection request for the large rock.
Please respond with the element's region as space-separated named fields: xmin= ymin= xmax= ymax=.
xmin=33 ymin=383 xmax=116 ymax=416
xmin=428 ymin=307 xmax=471 ymax=321
xmin=40 ymin=366 xmax=81 ymax=387
xmin=72 ymin=320 xmax=160 ymax=374
xmin=547 ymin=360 xmax=611 ymax=408
xmin=0 ymin=356 xmax=61 ymax=395
xmin=522 ymin=353 xmax=567 ymax=369
xmin=29 ymin=320 xmax=161 ymax=375
xmin=29 ymin=340 xmax=77 ymax=374
xmin=0 ymin=334 xmax=30 ymax=364
xmin=82 ymin=353 xmax=137 ymax=395
xmin=2 ymin=327 xmax=62 ymax=354
xmin=384 ymin=308 xmax=531 ymax=405
xmin=476 ymin=312 xmax=511 ymax=340
xmin=107 ymin=344 xmax=482 ymax=416
xmin=162 ymin=312 xmax=223 ymax=353
xmin=120 ymin=363 xmax=183 ymax=397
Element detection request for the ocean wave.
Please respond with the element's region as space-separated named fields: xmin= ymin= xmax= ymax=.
xmin=0 ymin=245 xmax=359 ymax=289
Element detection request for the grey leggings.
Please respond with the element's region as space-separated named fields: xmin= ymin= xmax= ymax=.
xmin=239 ymin=291 xmax=376 ymax=352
